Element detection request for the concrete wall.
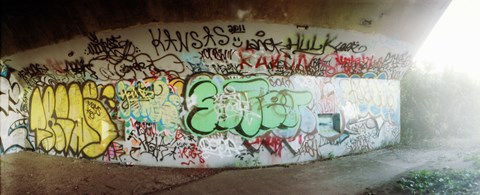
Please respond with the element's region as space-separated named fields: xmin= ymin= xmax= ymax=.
xmin=1 ymin=22 xmax=407 ymax=167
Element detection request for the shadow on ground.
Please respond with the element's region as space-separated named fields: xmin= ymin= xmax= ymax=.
xmin=1 ymin=138 xmax=479 ymax=194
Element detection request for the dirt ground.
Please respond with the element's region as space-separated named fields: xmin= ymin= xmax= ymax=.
xmin=0 ymin=152 xmax=223 ymax=194
xmin=1 ymin=138 xmax=479 ymax=194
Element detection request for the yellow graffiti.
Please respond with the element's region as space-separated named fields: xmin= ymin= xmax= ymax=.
xmin=169 ymin=78 xmax=184 ymax=96
xmin=30 ymin=81 xmax=118 ymax=158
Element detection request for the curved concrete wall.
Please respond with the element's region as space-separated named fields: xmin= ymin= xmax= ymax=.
xmin=1 ymin=22 xmax=409 ymax=167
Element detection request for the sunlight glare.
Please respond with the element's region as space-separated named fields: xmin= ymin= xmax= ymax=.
xmin=415 ymin=0 xmax=480 ymax=75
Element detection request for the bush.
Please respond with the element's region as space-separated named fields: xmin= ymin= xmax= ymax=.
xmin=401 ymin=63 xmax=480 ymax=144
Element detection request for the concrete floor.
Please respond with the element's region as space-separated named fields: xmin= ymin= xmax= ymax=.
xmin=1 ymin=139 xmax=479 ymax=194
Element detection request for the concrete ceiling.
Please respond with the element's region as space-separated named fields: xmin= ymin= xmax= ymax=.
xmin=1 ymin=0 xmax=450 ymax=57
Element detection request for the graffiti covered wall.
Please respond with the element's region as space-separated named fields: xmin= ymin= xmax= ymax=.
xmin=0 ymin=23 xmax=408 ymax=167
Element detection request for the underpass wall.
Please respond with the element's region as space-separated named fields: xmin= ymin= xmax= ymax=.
xmin=1 ymin=22 xmax=408 ymax=167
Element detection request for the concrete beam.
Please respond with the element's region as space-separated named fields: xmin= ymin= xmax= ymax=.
xmin=1 ymin=0 xmax=450 ymax=57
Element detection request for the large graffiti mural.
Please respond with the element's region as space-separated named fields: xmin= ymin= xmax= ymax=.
xmin=116 ymin=78 xmax=182 ymax=131
xmin=0 ymin=22 xmax=407 ymax=167
xmin=184 ymin=74 xmax=313 ymax=138
xmin=29 ymin=81 xmax=118 ymax=158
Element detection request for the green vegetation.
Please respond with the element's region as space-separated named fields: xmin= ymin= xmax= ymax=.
xmin=398 ymin=169 xmax=480 ymax=194
xmin=401 ymin=64 xmax=480 ymax=144
xmin=464 ymin=152 xmax=480 ymax=168
xmin=327 ymin=152 xmax=336 ymax=160
xmin=393 ymin=63 xmax=480 ymax=194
